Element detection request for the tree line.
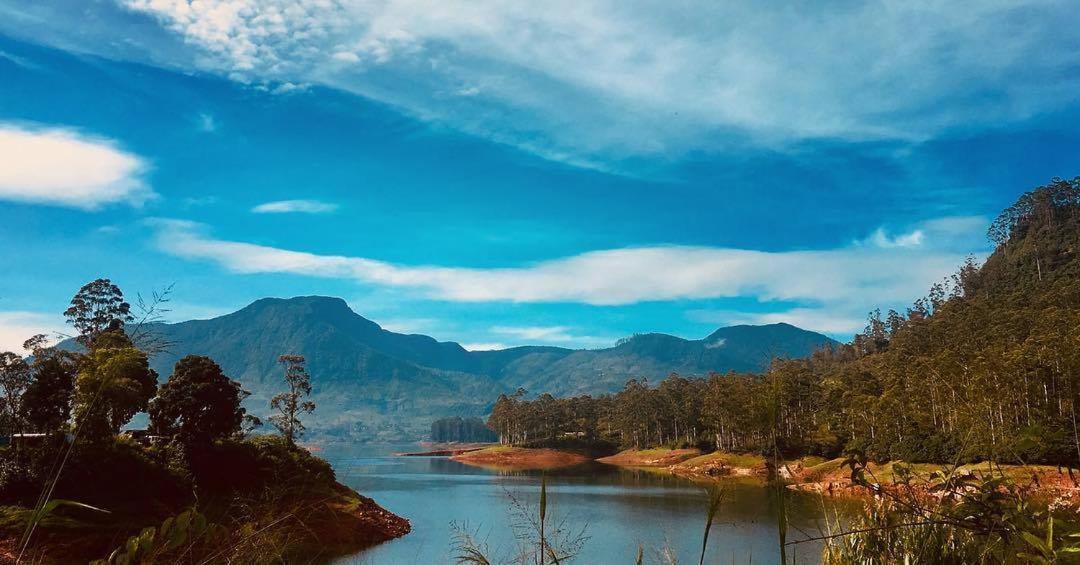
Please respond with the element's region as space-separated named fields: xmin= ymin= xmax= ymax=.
xmin=0 ymin=279 xmax=317 ymax=450
xmin=430 ymin=416 xmax=497 ymax=443
xmin=490 ymin=178 xmax=1080 ymax=466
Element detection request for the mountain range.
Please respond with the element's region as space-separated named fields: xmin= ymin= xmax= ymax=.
xmin=136 ymin=296 xmax=837 ymax=440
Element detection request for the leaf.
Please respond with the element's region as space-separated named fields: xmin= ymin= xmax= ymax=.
xmin=175 ymin=509 xmax=192 ymax=532
xmin=192 ymin=511 xmax=207 ymax=536
xmin=39 ymin=498 xmax=111 ymax=517
xmin=539 ymin=475 xmax=547 ymax=522
xmin=138 ymin=527 xmax=156 ymax=554
xmin=1022 ymin=531 xmax=1050 ymax=555
xmin=1048 ymin=516 xmax=1054 ymax=552
xmin=160 ymin=516 xmax=174 ymax=539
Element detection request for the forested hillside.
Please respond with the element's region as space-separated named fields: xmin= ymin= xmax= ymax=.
xmin=490 ymin=178 xmax=1080 ymax=465
xmin=101 ymin=298 xmax=833 ymax=441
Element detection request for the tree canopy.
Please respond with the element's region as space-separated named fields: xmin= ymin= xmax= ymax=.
xmin=150 ymin=355 xmax=249 ymax=445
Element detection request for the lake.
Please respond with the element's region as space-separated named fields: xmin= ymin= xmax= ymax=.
xmin=321 ymin=444 xmax=844 ymax=564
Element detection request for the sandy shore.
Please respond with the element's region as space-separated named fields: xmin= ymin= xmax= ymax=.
xmin=451 ymin=446 xmax=592 ymax=470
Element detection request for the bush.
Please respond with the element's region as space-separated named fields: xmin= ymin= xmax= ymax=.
xmin=184 ymin=436 xmax=338 ymax=500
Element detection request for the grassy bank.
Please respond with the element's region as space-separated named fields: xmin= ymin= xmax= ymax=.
xmin=2 ymin=436 xmax=409 ymax=563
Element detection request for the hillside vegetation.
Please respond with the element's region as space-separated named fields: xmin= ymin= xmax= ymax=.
xmin=103 ymin=297 xmax=833 ymax=441
xmin=489 ymin=178 xmax=1080 ymax=467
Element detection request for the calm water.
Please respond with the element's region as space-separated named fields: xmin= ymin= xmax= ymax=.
xmin=322 ymin=444 xmax=839 ymax=565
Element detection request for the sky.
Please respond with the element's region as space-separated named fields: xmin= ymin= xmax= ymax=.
xmin=1 ymin=0 xmax=1079 ymax=352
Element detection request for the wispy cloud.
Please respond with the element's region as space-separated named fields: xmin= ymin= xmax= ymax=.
xmin=862 ymin=228 xmax=925 ymax=249
xmin=460 ymin=342 xmax=509 ymax=351
xmin=490 ymin=325 xmax=612 ymax=347
xmin=0 ymin=123 xmax=153 ymax=209
xmin=197 ymin=112 xmax=217 ymax=132
xmin=689 ymin=308 xmax=869 ymax=338
xmin=251 ymin=199 xmax=339 ymax=214
xmin=114 ymin=0 xmax=1080 ymax=166
xmin=147 ymin=218 xmax=985 ymax=331
xmin=0 ymin=311 xmax=65 ymax=353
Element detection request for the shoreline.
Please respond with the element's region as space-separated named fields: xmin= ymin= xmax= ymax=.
xmin=450 ymin=445 xmax=593 ymax=470
xmin=436 ymin=445 xmax=1080 ymax=504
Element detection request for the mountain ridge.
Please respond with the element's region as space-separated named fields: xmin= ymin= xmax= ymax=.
xmin=128 ymin=296 xmax=837 ymax=440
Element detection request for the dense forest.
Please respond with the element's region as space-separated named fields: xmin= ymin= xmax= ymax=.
xmin=430 ymin=416 xmax=497 ymax=443
xmin=489 ymin=178 xmax=1080 ymax=466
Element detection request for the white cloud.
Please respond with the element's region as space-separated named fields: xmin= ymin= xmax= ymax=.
xmin=859 ymin=216 xmax=989 ymax=250
xmin=0 ymin=124 xmax=153 ymax=209
xmin=251 ymin=199 xmax=339 ymax=214
xmin=864 ymin=228 xmax=925 ymax=249
xmin=148 ymin=218 xmax=981 ymax=323
xmin=489 ymin=325 xmax=612 ymax=347
xmin=461 ymin=342 xmax=508 ymax=351
xmin=0 ymin=311 xmax=65 ymax=353
xmin=692 ymin=308 xmax=869 ymax=337
xmin=491 ymin=325 xmax=574 ymax=342
xmin=116 ymin=0 xmax=1080 ymax=165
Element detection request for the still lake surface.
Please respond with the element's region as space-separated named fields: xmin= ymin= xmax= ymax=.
xmin=323 ymin=444 xmax=840 ymax=565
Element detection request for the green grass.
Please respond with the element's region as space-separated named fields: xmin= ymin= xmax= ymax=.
xmin=633 ymin=448 xmax=689 ymax=456
xmin=681 ymin=451 xmax=765 ymax=469
xmin=795 ymin=455 xmax=827 ymax=467
xmin=474 ymin=445 xmax=516 ymax=454
xmin=797 ymin=457 xmax=845 ymax=481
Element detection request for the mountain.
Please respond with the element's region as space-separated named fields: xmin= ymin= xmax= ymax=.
xmin=131 ymin=296 xmax=836 ymax=440
xmin=473 ymin=324 xmax=836 ymax=396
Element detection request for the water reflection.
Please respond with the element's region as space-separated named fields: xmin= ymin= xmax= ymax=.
xmin=323 ymin=444 xmax=842 ymax=565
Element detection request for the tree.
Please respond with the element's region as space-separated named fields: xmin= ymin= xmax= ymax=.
xmin=72 ymin=331 xmax=157 ymax=444
xmin=64 ymin=278 xmax=132 ymax=347
xmin=0 ymin=352 xmax=31 ymax=440
xmin=269 ymin=355 xmax=315 ymax=447
xmin=22 ymin=334 xmax=77 ymax=435
xmin=149 ymin=355 xmax=249 ymax=446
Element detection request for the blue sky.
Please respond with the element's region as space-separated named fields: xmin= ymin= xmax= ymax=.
xmin=1 ymin=0 xmax=1079 ymax=351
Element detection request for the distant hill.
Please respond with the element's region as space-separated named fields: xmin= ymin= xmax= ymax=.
xmin=126 ymin=296 xmax=836 ymax=440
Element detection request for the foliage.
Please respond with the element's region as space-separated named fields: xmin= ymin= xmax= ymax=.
xmin=21 ymin=335 xmax=77 ymax=435
xmin=182 ymin=435 xmax=337 ymax=500
xmin=0 ymin=352 xmax=31 ymax=439
xmin=818 ymin=456 xmax=1080 ymax=564
xmin=149 ymin=355 xmax=251 ymax=446
xmin=268 ymin=354 xmax=315 ymax=446
xmin=72 ymin=331 xmax=157 ymax=444
xmin=63 ymin=278 xmax=132 ymax=348
xmin=89 ymin=507 xmax=222 ymax=565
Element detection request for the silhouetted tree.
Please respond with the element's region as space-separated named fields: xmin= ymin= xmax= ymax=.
xmin=0 ymin=352 xmax=31 ymax=440
xmin=21 ymin=334 xmax=77 ymax=435
xmin=269 ymin=354 xmax=314 ymax=447
xmin=63 ymin=278 xmax=132 ymax=347
xmin=150 ymin=355 xmax=249 ymax=445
